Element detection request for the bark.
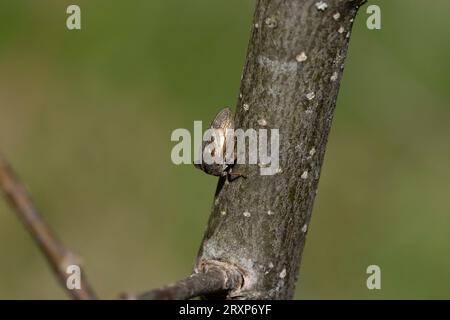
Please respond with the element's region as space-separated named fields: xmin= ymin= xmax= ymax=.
xmin=195 ymin=0 xmax=366 ymax=300
xmin=138 ymin=261 xmax=243 ymax=300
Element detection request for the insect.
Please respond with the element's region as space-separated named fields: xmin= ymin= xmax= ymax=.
xmin=194 ymin=107 xmax=245 ymax=180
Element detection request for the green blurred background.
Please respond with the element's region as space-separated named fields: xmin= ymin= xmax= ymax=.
xmin=0 ymin=0 xmax=449 ymax=299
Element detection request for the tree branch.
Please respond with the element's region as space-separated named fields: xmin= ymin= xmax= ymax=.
xmin=135 ymin=0 xmax=366 ymax=300
xmin=195 ymin=0 xmax=367 ymax=299
xmin=0 ymin=154 xmax=96 ymax=300
xmin=137 ymin=261 xmax=244 ymax=300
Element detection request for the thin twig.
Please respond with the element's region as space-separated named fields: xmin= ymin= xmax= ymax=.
xmin=0 ymin=154 xmax=96 ymax=300
xmin=137 ymin=263 xmax=243 ymax=300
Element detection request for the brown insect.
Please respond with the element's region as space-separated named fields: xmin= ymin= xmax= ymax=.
xmin=194 ymin=108 xmax=245 ymax=179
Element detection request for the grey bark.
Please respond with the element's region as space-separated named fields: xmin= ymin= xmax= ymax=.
xmin=139 ymin=262 xmax=243 ymax=300
xmin=195 ymin=0 xmax=366 ymax=300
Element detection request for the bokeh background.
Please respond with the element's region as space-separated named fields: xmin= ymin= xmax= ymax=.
xmin=0 ymin=0 xmax=449 ymax=299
